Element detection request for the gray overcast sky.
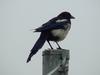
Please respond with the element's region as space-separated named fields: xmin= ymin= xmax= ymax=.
xmin=0 ymin=0 xmax=100 ymax=75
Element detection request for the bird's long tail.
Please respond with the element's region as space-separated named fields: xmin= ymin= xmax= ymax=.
xmin=27 ymin=32 xmax=47 ymax=63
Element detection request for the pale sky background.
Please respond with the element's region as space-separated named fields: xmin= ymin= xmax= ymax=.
xmin=0 ymin=0 xmax=100 ymax=75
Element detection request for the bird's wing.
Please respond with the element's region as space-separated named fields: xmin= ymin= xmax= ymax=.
xmin=35 ymin=17 xmax=67 ymax=32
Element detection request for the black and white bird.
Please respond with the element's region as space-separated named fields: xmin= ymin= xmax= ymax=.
xmin=27 ymin=11 xmax=75 ymax=63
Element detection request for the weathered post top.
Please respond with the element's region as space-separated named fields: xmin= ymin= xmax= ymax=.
xmin=42 ymin=49 xmax=70 ymax=75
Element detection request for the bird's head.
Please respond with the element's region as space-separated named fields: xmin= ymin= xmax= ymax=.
xmin=57 ymin=11 xmax=75 ymax=19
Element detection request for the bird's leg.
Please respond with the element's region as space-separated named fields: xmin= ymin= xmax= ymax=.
xmin=47 ymin=40 xmax=53 ymax=49
xmin=55 ymin=41 xmax=62 ymax=49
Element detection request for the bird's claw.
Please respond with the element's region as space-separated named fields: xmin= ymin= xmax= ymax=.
xmin=57 ymin=47 xmax=62 ymax=49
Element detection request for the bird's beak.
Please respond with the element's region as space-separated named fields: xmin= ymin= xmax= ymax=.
xmin=71 ymin=16 xmax=75 ymax=19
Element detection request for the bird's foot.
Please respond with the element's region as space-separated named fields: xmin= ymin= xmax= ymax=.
xmin=57 ymin=47 xmax=62 ymax=49
xmin=51 ymin=47 xmax=54 ymax=49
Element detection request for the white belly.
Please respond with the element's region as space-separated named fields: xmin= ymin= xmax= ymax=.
xmin=51 ymin=29 xmax=69 ymax=41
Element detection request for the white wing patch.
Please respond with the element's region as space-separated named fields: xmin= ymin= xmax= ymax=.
xmin=56 ymin=19 xmax=67 ymax=23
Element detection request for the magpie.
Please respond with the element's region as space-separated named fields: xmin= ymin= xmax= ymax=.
xmin=27 ymin=11 xmax=75 ymax=63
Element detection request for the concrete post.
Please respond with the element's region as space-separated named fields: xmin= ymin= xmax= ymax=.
xmin=42 ymin=49 xmax=70 ymax=75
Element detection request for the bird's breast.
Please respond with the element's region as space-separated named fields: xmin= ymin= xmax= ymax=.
xmin=51 ymin=29 xmax=67 ymax=41
xmin=51 ymin=27 xmax=70 ymax=41
xmin=50 ymin=23 xmax=71 ymax=41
